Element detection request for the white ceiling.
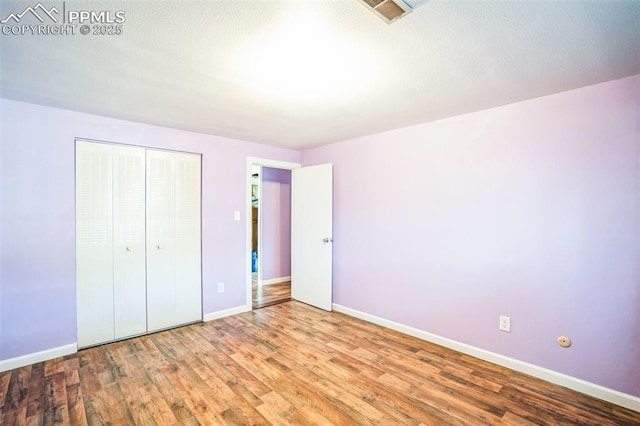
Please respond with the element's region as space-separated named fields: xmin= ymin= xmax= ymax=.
xmin=1 ymin=0 xmax=639 ymax=149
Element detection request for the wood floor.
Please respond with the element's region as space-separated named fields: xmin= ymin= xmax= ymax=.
xmin=1 ymin=301 xmax=639 ymax=425
xmin=252 ymin=281 xmax=291 ymax=309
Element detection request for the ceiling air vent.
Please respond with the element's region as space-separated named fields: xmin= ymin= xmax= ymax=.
xmin=357 ymin=0 xmax=412 ymax=24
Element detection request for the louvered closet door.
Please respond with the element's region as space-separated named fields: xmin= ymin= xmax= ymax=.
xmin=112 ymin=145 xmax=147 ymax=339
xmin=174 ymin=152 xmax=202 ymax=325
xmin=146 ymin=150 xmax=202 ymax=332
xmin=76 ymin=141 xmax=115 ymax=347
xmin=76 ymin=141 xmax=147 ymax=347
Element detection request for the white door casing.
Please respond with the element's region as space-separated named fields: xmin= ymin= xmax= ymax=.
xmin=245 ymin=157 xmax=300 ymax=309
xmin=291 ymin=163 xmax=333 ymax=311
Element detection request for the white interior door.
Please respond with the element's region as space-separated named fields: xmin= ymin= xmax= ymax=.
xmin=146 ymin=150 xmax=178 ymax=332
xmin=78 ymin=141 xmax=202 ymax=345
xmin=173 ymin=152 xmax=202 ymax=325
xmin=112 ymin=145 xmax=147 ymax=339
xmin=291 ymin=163 xmax=333 ymax=311
xmin=76 ymin=141 xmax=115 ymax=347
xmin=146 ymin=149 xmax=202 ymax=332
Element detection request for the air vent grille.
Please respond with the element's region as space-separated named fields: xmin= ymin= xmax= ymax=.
xmin=356 ymin=0 xmax=412 ymax=24
xmin=377 ymin=1 xmax=406 ymax=21
xmin=363 ymin=0 xmax=385 ymax=7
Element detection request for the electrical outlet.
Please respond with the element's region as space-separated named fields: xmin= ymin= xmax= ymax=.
xmin=217 ymin=282 xmax=224 ymax=293
xmin=499 ymin=315 xmax=511 ymax=332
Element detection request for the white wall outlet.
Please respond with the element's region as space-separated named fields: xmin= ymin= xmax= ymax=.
xmin=233 ymin=211 xmax=241 ymax=221
xmin=217 ymin=282 xmax=225 ymax=293
xmin=499 ymin=315 xmax=511 ymax=332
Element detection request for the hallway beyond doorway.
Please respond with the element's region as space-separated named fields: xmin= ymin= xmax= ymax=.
xmin=252 ymin=281 xmax=291 ymax=309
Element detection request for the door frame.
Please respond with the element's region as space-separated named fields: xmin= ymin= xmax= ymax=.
xmin=251 ymin=165 xmax=263 ymax=285
xmin=245 ymin=157 xmax=300 ymax=310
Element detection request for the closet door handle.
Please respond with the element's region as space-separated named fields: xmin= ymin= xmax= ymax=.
xmin=156 ymin=244 xmax=162 ymax=250
xmin=126 ymin=245 xmax=133 ymax=252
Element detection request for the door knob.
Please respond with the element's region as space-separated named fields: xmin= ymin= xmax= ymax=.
xmin=157 ymin=244 xmax=162 ymax=250
xmin=126 ymin=245 xmax=133 ymax=252
xmin=322 ymin=237 xmax=333 ymax=244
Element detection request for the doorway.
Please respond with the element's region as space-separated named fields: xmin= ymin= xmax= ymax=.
xmin=251 ymin=166 xmax=260 ymax=283
xmin=246 ymin=158 xmax=300 ymax=310
xmin=246 ymin=158 xmax=334 ymax=312
xmin=252 ymin=166 xmax=293 ymax=309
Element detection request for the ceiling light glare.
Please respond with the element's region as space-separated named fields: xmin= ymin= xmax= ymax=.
xmin=239 ymin=11 xmax=374 ymax=104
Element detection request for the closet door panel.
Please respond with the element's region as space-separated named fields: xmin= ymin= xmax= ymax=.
xmin=146 ymin=150 xmax=178 ymax=332
xmin=146 ymin=150 xmax=202 ymax=331
xmin=113 ymin=146 xmax=147 ymax=339
xmin=174 ymin=153 xmax=202 ymax=324
xmin=76 ymin=141 xmax=115 ymax=348
xmin=78 ymin=142 xmax=202 ymax=345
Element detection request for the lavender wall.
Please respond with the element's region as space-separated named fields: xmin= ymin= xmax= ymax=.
xmin=302 ymin=75 xmax=640 ymax=397
xmin=260 ymin=167 xmax=291 ymax=281
xmin=0 ymin=99 xmax=300 ymax=361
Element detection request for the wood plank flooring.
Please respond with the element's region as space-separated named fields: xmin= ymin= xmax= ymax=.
xmin=1 ymin=301 xmax=639 ymax=425
xmin=252 ymin=281 xmax=291 ymax=309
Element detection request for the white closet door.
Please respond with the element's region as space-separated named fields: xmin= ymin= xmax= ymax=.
xmin=146 ymin=150 xmax=201 ymax=332
xmin=112 ymin=146 xmax=147 ymax=339
xmin=174 ymin=152 xmax=202 ymax=325
xmin=146 ymin=150 xmax=177 ymax=331
xmin=76 ymin=141 xmax=115 ymax=347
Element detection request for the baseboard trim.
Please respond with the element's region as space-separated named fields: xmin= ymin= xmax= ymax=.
xmin=0 ymin=343 xmax=77 ymax=372
xmin=260 ymin=276 xmax=291 ymax=286
xmin=1 ymin=305 xmax=250 ymax=372
xmin=333 ymin=303 xmax=640 ymax=413
xmin=203 ymin=305 xmax=251 ymax=322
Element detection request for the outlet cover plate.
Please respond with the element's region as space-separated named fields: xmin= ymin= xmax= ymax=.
xmin=499 ymin=315 xmax=511 ymax=332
